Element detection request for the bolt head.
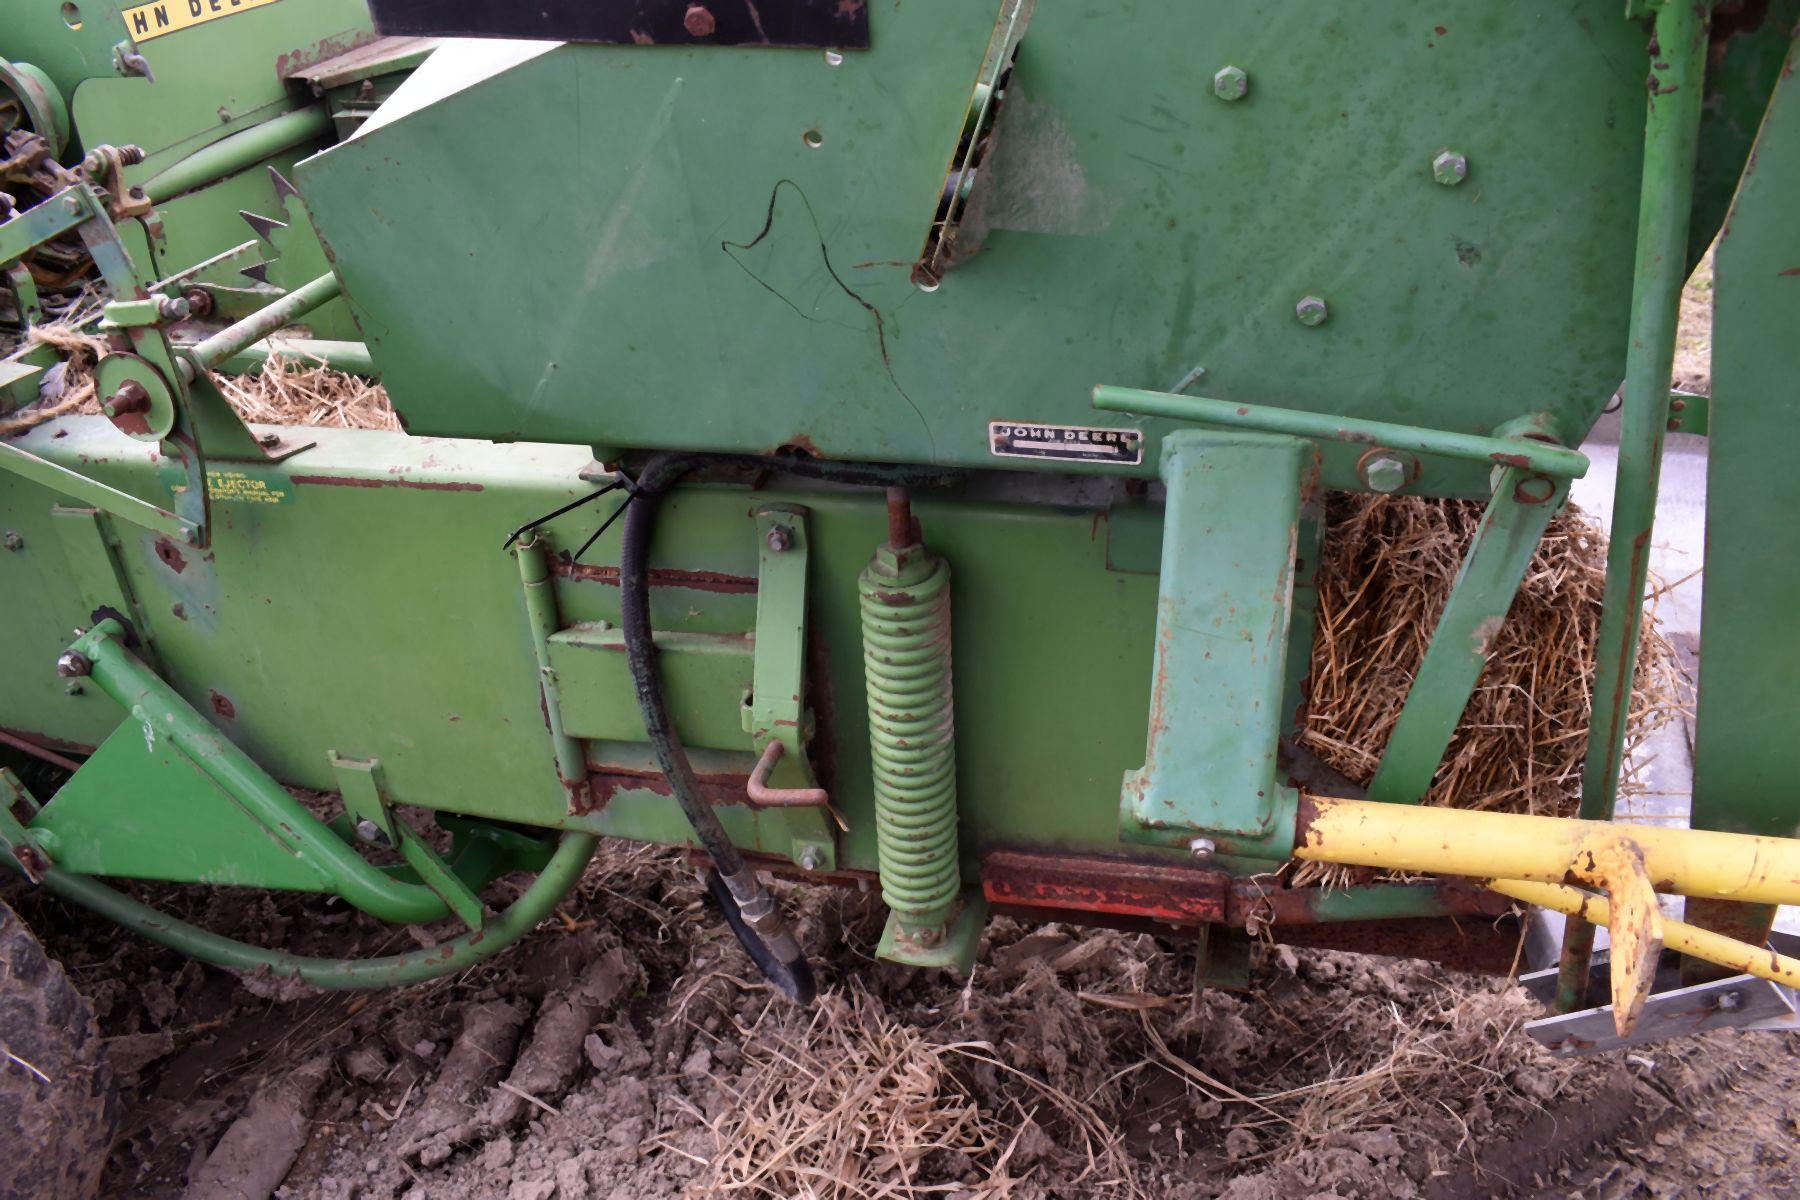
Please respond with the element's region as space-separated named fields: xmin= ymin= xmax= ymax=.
xmin=1189 ymin=837 xmax=1217 ymax=857
xmin=102 ymin=380 xmax=150 ymax=419
xmin=2 ymin=531 xmax=21 ymax=552
xmin=63 ymin=194 xmax=82 ymax=214
xmin=683 ymin=3 xmax=716 ymax=36
xmin=1432 ymin=149 xmax=1468 ymax=186
xmin=55 ymin=650 xmax=92 ymax=679
xmin=798 ymin=847 xmax=822 ymax=872
xmin=1295 ymin=295 xmax=1329 ymax=327
xmin=1362 ymin=453 xmax=1409 ymax=494
xmin=1212 ymin=65 xmax=1248 ymax=102
xmin=1716 ymin=989 xmax=1743 ymax=1012
xmin=354 ymin=818 xmax=384 ymax=844
xmin=766 ymin=525 xmax=793 ymax=553
xmin=157 ymin=295 xmax=192 ymax=320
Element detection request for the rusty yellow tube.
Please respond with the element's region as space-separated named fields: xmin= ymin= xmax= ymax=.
xmin=1489 ymin=879 xmax=1800 ymax=991
xmin=1294 ymin=795 xmax=1800 ymax=908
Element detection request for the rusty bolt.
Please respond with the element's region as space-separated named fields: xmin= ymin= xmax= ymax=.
xmin=683 ymin=4 xmax=716 ymax=36
xmin=182 ymin=286 xmax=214 ymax=318
xmin=258 ymin=432 xmax=281 ymax=448
xmin=1295 ymin=295 xmax=1329 ymax=327
xmin=1432 ymin=148 xmax=1468 ymax=187
xmin=766 ymin=524 xmax=793 ymax=553
xmin=2 ymin=531 xmax=21 ymax=552
xmin=102 ymin=380 xmax=150 ymax=418
xmin=1189 ymin=836 xmax=1216 ymax=858
xmin=156 ymin=295 xmax=191 ymax=321
xmin=119 ymin=145 xmax=146 ymax=166
xmin=1670 ymin=398 xmax=1686 ymax=412
xmin=55 ymin=650 xmax=92 ymax=678
xmin=1212 ymin=65 xmax=1248 ymax=102
xmin=1360 ymin=452 xmax=1409 ymax=494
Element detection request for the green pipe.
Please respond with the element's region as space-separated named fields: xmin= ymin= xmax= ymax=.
xmin=6 ymin=831 xmax=597 ymax=989
xmin=67 ymin=620 xmax=452 ymax=926
xmin=187 ymin=272 xmax=342 ymax=372
xmin=214 ymin=338 xmax=376 ymax=377
xmin=515 ymin=536 xmax=592 ymax=810
xmin=141 ymin=105 xmax=333 ymax=203
xmin=1093 ymin=386 xmax=1590 ymax=480
xmin=1557 ymin=0 xmax=1710 ymax=1014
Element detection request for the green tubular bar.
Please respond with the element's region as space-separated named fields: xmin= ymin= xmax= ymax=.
xmin=3 ymin=831 xmax=598 ymax=989
xmin=1558 ymin=0 xmax=1710 ymax=1013
xmin=1092 ymin=386 xmax=1591 ymax=481
xmin=66 ymin=620 xmax=453 ymax=925
xmin=140 ymin=105 xmax=335 ymax=204
xmin=186 ymin=272 xmax=343 ymax=372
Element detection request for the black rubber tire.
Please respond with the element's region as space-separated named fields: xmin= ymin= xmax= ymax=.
xmin=0 ymin=898 xmax=117 ymax=1200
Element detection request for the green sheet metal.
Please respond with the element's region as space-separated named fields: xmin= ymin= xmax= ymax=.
xmin=301 ymin=0 xmax=1651 ymax=497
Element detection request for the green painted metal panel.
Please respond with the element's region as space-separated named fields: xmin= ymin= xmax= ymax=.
xmin=1691 ymin=39 xmax=1800 ymax=843
xmin=547 ymin=626 xmax=752 ymax=748
xmin=0 ymin=417 xmax=1173 ymax=877
xmin=301 ymin=0 xmax=1651 ymax=498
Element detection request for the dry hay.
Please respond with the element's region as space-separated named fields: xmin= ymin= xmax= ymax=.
xmin=1 ymin=330 xmax=396 ymax=436
xmin=1300 ymin=491 xmax=1686 ymax=819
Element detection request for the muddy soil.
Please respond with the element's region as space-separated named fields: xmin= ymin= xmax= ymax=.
xmin=5 ymin=842 xmax=1794 ymax=1200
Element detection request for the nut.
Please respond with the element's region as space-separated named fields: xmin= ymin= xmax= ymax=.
xmin=683 ymin=4 xmax=716 ymax=36
xmin=181 ymin=286 xmax=214 ymax=318
xmin=156 ymin=295 xmax=191 ymax=321
xmin=766 ymin=525 xmax=793 ymax=553
xmin=354 ymin=818 xmax=386 ymax=845
xmin=1295 ymin=295 xmax=1329 ymax=327
xmin=2 ymin=531 xmax=21 ymax=552
xmin=1432 ymin=148 xmax=1468 ymax=186
xmin=1189 ymin=836 xmax=1217 ymax=858
xmin=1360 ymin=452 xmax=1409 ymax=494
xmin=55 ymin=650 xmax=92 ymax=678
xmin=1212 ymin=65 xmax=1248 ymax=102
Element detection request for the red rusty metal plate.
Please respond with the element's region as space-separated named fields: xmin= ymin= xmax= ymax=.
xmin=981 ymin=850 xmax=1230 ymax=925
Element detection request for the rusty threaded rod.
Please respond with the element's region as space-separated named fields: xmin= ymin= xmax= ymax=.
xmin=885 ymin=487 xmax=914 ymax=548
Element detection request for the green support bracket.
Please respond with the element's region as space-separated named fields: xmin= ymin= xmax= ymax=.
xmin=1364 ymin=466 xmax=1568 ymax=803
xmin=875 ymin=891 xmax=987 ymax=975
xmin=744 ymin=505 xmax=837 ymax=871
xmin=330 ymin=752 xmax=485 ymax=932
xmin=1118 ymin=429 xmax=1307 ymax=858
xmin=1666 ymin=389 xmax=1708 ymax=436
xmin=50 ymin=506 xmax=160 ymax=670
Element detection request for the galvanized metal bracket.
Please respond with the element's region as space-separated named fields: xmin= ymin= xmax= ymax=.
xmin=1117 ymin=429 xmax=1306 ymax=858
xmin=330 ymin=751 xmax=485 ymax=932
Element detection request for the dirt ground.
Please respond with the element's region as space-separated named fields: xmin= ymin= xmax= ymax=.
xmin=6 ymin=831 xmax=1797 ymax=1200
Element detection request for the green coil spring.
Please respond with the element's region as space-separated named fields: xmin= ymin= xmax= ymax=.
xmin=858 ymin=548 xmax=961 ymax=935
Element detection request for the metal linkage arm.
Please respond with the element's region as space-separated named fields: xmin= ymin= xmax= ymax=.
xmin=1092 ymin=386 xmax=1590 ymax=480
xmin=186 ymin=271 xmax=343 ymax=372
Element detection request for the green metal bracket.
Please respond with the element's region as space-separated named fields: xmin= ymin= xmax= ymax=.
xmin=1118 ymin=429 xmax=1307 ymax=858
xmin=3 ymin=263 xmax=40 ymax=328
xmin=745 ymin=505 xmax=837 ymax=871
xmin=0 ymin=442 xmax=198 ymax=542
xmin=876 ymin=890 xmax=988 ymax=975
xmin=330 ymin=752 xmax=485 ymax=931
xmin=50 ymin=506 xmax=160 ymax=670
xmin=0 ymin=771 xmax=52 ymax=884
xmin=1364 ymin=466 xmax=1568 ymax=803
xmin=1666 ymin=390 xmax=1708 ymax=436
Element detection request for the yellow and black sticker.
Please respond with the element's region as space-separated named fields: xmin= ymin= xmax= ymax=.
xmin=121 ymin=0 xmax=283 ymax=43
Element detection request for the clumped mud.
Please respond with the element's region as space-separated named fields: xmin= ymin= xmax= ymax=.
xmin=5 ymin=843 xmax=1795 ymax=1200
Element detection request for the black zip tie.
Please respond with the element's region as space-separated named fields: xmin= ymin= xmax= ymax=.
xmin=501 ymin=481 xmax=621 ymax=551
xmin=572 ymin=493 xmax=634 ymax=562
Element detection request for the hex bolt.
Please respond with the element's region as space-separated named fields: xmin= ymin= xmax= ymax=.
xmin=258 ymin=432 xmax=282 ymax=448
xmin=156 ymin=295 xmax=191 ymax=321
xmin=766 ymin=524 xmax=793 ymax=553
xmin=798 ymin=846 xmax=822 ymax=872
xmin=1361 ymin=452 xmax=1410 ymax=494
xmin=1295 ymin=295 xmax=1329 ymax=327
xmin=1716 ymin=989 xmax=1743 ymax=1013
xmin=63 ymin=194 xmax=82 ymax=214
xmin=1212 ymin=65 xmax=1248 ymax=102
xmin=1189 ymin=836 xmax=1217 ymax=858
xmin=1432 ymin=148 xmax=1469 ymax=187
xmin=2 ymin=531 xmax=21 ymax=552
xmin=683 ymin=3 xmax=716 ymax=36
xmin=354 ymin=818 xmax=385 ymax=845
xmin=182 ymin=286 xmax=215 ymax=319
xmin=55 ymin=651 xmax=92 ymax=678
xmin=102 ymin=380 xmax=150 ymax=419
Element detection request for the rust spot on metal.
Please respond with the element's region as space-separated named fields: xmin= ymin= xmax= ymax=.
xmin=1779 ymin=267 xmax=1800 ymax=277
xmin=586 ymin=765 xmax=748 ymax=810
xmin=1489 ymin=451 xmax=1533 ymax=469
xmin=981 ymin=849 xmax=1231 ymax=925
xmin=775 ymin=435 xmax=822 ymax=459
xmin=1271 ymin=915 xmax=1521 ymax=974
xmin=553 ymin=556 xmax=757 ymax=594
xmin=290 ymin=475 xmax=484 ymax=492
xmin=274 ymin=29 xmax=380 ymax=80
xmin=153 ymin=537 xmax=188 ymax=573
xmin=209 ymin=690 xmax=236 ymax=720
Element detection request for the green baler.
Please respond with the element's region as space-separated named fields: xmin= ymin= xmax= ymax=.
xmin=0 ymin=8 xmax=1798 ymax=1163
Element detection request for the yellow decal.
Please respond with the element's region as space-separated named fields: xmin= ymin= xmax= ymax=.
xmin=207 ymin=469 xmax=288 ymax=504
xmin=121 ymin=0 xmax=283 ymax=43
